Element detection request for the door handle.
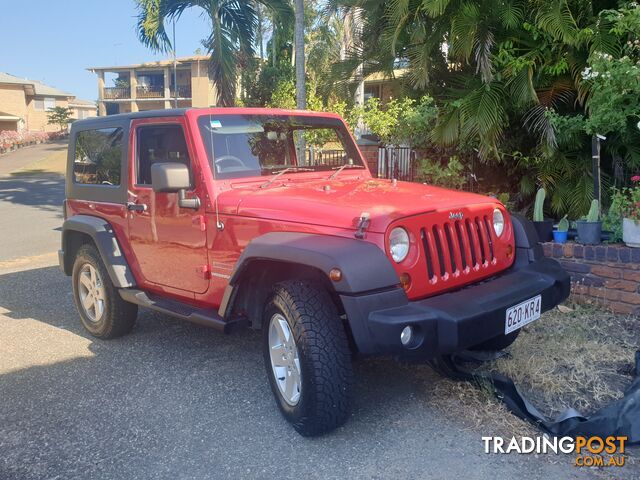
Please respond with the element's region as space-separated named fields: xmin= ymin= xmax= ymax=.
xmin=127 ymin=202 xmax=148 ymax=212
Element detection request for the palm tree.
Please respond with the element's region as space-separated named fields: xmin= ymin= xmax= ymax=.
xmin=136 ymin=0 xmax=292 ymax=107
xmin=293 ymin=0 xmax=305 ymax=109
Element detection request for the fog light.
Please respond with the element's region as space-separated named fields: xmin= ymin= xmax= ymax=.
xmin=506 ymin=244 xmax=513 ymax=258
xmin=400 ymin=326 xmax=413 ymax=346
xmin=399 ymin=272 xmax=412 ymax=291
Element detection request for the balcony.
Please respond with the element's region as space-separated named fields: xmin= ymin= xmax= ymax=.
xmin=170 ymin=84 xmax=191 ymax=98
xmin=103 ymin=87 xmax=130 ymax=100
xmin=136 ymin=85 xmax=164 ymax=99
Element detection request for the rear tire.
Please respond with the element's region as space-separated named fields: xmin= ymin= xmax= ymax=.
xmin=72 ymin=243 xmax=137 ymax=339
xmin=263 ymin=280 xmax=353 ymax=436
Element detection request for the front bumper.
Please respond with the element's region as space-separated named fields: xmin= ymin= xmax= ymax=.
xmin=341 ymin=257 xmax=570 ymax=358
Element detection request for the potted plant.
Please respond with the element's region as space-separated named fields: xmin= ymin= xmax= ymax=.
xmin=612 ymin=176 xmax=640 ymax=247
xmin=576 ymin=200 xmax=602 ymax=245
xmin=532 ymin=188 xmax=553 ymax=241
xmin=553 ymin=215 xmax=569 ymax=243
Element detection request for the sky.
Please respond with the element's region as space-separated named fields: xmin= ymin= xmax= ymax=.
xmin=1 ymin=0 xmax=212 ymax=101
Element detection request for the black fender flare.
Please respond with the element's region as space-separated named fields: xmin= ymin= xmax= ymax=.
xmin=510 ymin=214 xmax=544 ymax=268
xmin=220 ymin=232 xmax=401 ymax=320
xmin=228 ymin=232 xmax=400 ymax=293
xmin=60 ymin=215 xmax=135 ymax=288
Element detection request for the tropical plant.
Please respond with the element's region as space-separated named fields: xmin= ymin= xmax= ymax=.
xmin=47 ymin=106 xmax=73 ymax=131
xmin=611 ymin=176 xmax=640 ymax=221
xmin=136 ymin=0 xmax=293 ymax=107
xmin=533 ymin=187 xmax=546 ymax=222
xmin=586 ymin=199 xmax=600 ymax=222
xmin=557 ymin=215 xmax=569 ymax=232
xmin=416 ymin=156 xmax=466 ymax=189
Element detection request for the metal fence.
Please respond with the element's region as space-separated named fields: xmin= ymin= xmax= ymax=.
xmin=377 ymin=146 xmax=417 ymax=181
xmin=304 ymin=148 xmax=346 ymax=167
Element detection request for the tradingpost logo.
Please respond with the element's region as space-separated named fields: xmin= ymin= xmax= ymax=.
xmin=482 ymin=435 xmax=628 ymax=467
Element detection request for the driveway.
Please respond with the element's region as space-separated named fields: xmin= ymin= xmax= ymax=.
xmin=0 ymin=145 xmax=626 ymax=479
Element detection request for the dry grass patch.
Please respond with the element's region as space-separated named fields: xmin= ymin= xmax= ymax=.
xmin=486 ymin=305 xmax=638 ymax=417
xmin=406 ymin=304 xmax=638 ymax=439
xmin=11 ymin=150 xmax=66 ymax=176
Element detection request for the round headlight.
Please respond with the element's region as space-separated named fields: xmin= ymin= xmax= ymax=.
xmin=493 ymin=208 xmax=505 ymax=237
xmin=389 ymin=227 xmax=410 ymax=263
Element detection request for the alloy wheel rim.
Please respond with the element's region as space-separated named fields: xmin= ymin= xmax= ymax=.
xmin=268 ymin=313 xmax=301 ymax=406
xmin=78 ymin=264 xmax=106 ymax=323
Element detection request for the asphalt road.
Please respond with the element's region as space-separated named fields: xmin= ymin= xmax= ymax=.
xmin=0 ymin=141 xmax=67 ymax=262
xmin=0 ymin=145 xmax=632 ymax=479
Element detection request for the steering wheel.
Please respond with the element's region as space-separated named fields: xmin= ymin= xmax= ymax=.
xmin=215 ymin=155 xmax=245 ymax=170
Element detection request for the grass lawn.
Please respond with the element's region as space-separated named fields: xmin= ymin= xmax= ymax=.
xmin=10 ymin=150 xmax=66 ymax=176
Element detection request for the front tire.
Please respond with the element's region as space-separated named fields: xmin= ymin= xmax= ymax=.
xmin=72 ymin=243 xmax=137 ymax=339
xmin=263 ymin=280 xmax=353 ymax=436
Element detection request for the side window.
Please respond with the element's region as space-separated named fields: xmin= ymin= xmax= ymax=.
xmin=73 ymin=128 xmax=123 ymax=185
xmin=136 ymin=125 xmax=192 ymax=185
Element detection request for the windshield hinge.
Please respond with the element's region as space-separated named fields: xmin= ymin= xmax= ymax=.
xmin=355 ymin=212 xmax=370 ymax=239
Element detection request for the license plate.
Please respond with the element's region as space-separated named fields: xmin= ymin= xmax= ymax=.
xmin=505 ymin=295 xmax=542 ymax=334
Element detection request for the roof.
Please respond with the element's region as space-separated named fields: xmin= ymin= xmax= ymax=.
xmin=69 ymin=98 xmax=96 ymax=108
xmin=87 ymin=55 xmax=210 ymax=72
xmin=0 ymin=72 xmax=72 ymax=97
xmin=0 ymin=111 xmax=20 ymax=121
xmin=72 ymin=107 xmax=345 ymax=127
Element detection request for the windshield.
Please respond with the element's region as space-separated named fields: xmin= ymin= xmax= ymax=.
xmin=198 ymin=114 xmax=364 ymax=180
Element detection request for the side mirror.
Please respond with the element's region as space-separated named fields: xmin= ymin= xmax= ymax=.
xmin=150 ymin=162 xmax=200 ymax=209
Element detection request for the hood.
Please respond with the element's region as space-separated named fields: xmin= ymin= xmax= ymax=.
xmin=217 ymin=176 xmax=500 ymax=233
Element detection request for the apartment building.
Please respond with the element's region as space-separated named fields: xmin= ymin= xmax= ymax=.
xmin=0 ymin=72 xmax=95 ymax=132
xmin=88 ymin=56 xmax=216 ymax=116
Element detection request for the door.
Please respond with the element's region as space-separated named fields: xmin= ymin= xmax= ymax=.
xmin=127 ymin=119 xmax=209 ymax=294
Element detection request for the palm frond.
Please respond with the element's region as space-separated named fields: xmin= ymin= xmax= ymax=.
xmin=535 ymin=1 xmax=579 ymax=45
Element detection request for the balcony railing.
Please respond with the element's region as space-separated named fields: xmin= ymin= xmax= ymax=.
xmin=103 ymin=87 xmax=130 ymax=100
xmin=170 ymin=85 xmax=192 ymax=98
xmin=136 ymin=85 xmax=164 ymax=99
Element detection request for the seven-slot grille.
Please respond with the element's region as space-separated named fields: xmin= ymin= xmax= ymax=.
xmin=420 ymin=215 xmax=496 ymax=283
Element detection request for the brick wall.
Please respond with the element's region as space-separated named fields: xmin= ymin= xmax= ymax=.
xmin=542 ymin=242 xmax=640 ymax=315
xmin=358 ymin=144 xmax=379 ymax=176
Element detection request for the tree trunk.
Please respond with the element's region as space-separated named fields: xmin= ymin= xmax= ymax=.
xmin=294 ymin=0 xmax=305 ymax=109
xmin=257 ymin=4 xmax=264 ymax=59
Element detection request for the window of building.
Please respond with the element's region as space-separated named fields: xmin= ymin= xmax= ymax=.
xmin=73 ymin=128 xmax=123 ymax=185
xmin=364 ymin=84 xmax=382 ymax=101
xmin=44 ymin=97 xmax=56 ymax=110
xmin=33 ymin=99 xmax=44 ymax=110
xmin=136 ymin=124 xmax=192 ymax=186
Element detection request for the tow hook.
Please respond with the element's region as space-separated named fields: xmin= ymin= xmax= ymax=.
xmin=355 ymin=212 xmax=370 ymax=239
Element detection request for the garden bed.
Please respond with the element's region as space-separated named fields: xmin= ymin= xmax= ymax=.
xmin=0 ymin=131 xmax=67 ymax=156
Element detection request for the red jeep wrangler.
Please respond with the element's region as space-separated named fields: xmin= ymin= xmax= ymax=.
xmin=59 ymin=108 xmax=569 ymax=436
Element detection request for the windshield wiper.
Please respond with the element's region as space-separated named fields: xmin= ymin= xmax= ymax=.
xmin=260 ymin=167 xmax=313 ymax=188
xmin=327 ymin=164 xmax=365 ymax=180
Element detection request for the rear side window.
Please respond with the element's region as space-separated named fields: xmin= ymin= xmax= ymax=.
xmin=73 ymin=128 xmax=123 ymax=185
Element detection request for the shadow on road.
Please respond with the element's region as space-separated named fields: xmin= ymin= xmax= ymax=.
xmin=0 ymin=175 xmax=64 ymax=214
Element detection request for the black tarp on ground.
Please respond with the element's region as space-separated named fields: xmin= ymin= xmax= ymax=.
xmin=429 ymin=351 xmax=640 ymax=444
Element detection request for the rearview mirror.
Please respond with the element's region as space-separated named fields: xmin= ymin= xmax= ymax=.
xmin=150 ymin=162 xmax=200 ymax=209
